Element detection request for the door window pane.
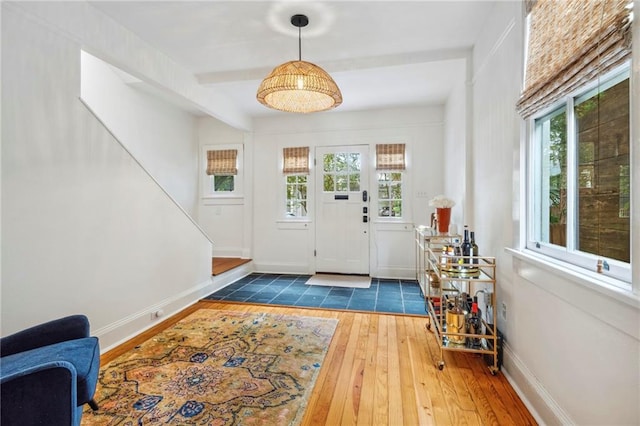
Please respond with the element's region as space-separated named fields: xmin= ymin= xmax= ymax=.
xmin=349 ymin=174 xmax=360 ymax=192
xmin=335 ymin=153 xmax=348 ymax=172
xmin=323 ymin=152 xmax=361 ymax=193
xmin=323 ymin=174 xmax=334 ymax=192
xmin=348 ymin=153 xmax=361 ymax=172
xmin=336 ymin=175 xmax=348 ymax=192
xmin=323 ymin=154 xmax=335 ymax=172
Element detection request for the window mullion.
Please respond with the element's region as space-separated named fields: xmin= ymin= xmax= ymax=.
xmin=565 ymin=97 xmax=577 ymax=252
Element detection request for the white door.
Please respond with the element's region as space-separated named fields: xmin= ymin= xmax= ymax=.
xmin=315 ymin=145 xmax=369 ymax=274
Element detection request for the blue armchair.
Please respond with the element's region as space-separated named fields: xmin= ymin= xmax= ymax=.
xmin=0 ymin=315 xmax=100 ymax=425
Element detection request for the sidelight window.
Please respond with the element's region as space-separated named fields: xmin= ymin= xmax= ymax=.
xmin=376 ymin=144 xmax=405 ymax=218
xmin=283 ymin=147 xmax=310 ymax=218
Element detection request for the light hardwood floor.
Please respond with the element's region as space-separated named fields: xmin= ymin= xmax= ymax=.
xmin=101 ymin=300 xmax=536 ymax=426
xmin=211 ymin=257 xmax=251 ymax=275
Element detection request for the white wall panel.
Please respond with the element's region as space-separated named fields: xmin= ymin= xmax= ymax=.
xmin=81 ymin=52 xmax=199 ymax=218
xmin=7 ymin=1 xmax=251 ymax=130
xmin=443 ymin=59 xmax=469 ymax=229
xmin=196 ymin=117 xmax=248 ymax=256
xmin=1 ymin=5 xmax=212 ymax=350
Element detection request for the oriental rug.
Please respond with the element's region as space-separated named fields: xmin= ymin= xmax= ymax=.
xmin=82 ymin=309 xmax=338 ymax=425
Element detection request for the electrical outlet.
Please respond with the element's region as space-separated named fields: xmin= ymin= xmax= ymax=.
xmin=501 ymin=302 xmax=507 ymax=320
xmin=150 ymin=309 xmax=164 ymax=321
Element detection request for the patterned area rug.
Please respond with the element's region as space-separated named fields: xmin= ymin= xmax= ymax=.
xmin=83 ymin=309 xmax=338 ymax=425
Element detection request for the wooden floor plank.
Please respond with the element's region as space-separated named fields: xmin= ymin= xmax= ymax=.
xmin=100 ymin=301 xmax=537 ymax=426
xmin=407 ymin=334 xmax=437 ymax=425
xmin=325 ymin=313 xmax=363 ymax=425
xmin=211 ymin=257 xmax=251 ymax=275
xmin=302 ymin=311 xmax=354 ymax=426
xmin=356 ymin=315 xmax=379 ymax=426
xmin=395 ymin=316 xmax=420 ymax=426
xmin=373 ymin=315 xmax=390 ymax=425
xmin=386 ymin=316 xmax=404 ymax=425
xmin=340 ymin=313 xmax=369 ymax=425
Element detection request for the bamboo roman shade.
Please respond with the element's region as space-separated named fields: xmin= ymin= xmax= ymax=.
xmin=283 ymin=146 xmax=310 ymax=174
xmin=206 ymin=149 xmax=238 ymax=176
xmin=517 ymin=0 xmax=633 ymax=118
xmin=376 ymin=144 xmax=406 ymax=170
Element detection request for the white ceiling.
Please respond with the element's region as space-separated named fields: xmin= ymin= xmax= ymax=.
xmin=90 ymin=1 xmax=496 ymax=119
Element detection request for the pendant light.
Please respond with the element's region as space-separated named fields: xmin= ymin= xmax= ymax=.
xmin=257 ymin=14 xmax=342 ymax=113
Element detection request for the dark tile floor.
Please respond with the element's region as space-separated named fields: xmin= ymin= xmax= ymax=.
xmin=203 ymin=273 xmax=428 ymax=316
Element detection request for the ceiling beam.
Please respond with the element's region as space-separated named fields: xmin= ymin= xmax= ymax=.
xmin=196 ymin=47 xmax=472 ymax=85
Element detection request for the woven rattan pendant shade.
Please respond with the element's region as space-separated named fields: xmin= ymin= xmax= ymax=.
xmin=257 ymin=14 xmax=342 ymax=113
xmin=257 ymin=60 xmax=342 ymax=113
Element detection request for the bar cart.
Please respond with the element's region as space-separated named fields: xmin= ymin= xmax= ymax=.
xmin=415 ymin=227 xmax=499 ymax=375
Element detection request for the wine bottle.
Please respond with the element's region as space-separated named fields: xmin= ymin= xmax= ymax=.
xmin=460 ymin=228 xmax=471 ymax=269
xmin=466 ymin=302 xmax=482 ymax=348
xmin=470 ymin=231 xmax=479 ymax=265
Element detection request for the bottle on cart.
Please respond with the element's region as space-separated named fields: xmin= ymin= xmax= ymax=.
xmin=466 ymin=302 xmax=482 ymax=348
xmin=470 ymin=231 xmax=479 ymax=265
xmin=461 ymin=228 xmax=472 ymax=269
xmin=473 ymin=295 xmax=483 ymax=333
xmin=453 ymin=238 xmax=463 ymax=270
xmin=446 ymin=296 xmax=466 ymax=345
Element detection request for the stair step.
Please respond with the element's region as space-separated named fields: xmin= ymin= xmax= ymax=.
xmin=212 ymin=257 xmax=251 ymax=276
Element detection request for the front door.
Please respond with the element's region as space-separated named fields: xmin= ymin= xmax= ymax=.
xmin=315 ymin=145 xmax=369 ymax=274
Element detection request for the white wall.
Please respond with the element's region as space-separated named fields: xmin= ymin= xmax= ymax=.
xmin=443 ymin=62 xmax=469 ymax=230
xmin=471 ymin=2 xmax=640 ymax=425
xmin=6 ymin=2 xmax=251 ymax=131
xmin=251 ymin=107 xmax=444 ymax=278
xmin=1 ymin=4 xmax=213 ymax=350
xmin=81 ymin=52 xmax=199 ymax=218
xmin=197 ymin=117 xmax=251 ymax=257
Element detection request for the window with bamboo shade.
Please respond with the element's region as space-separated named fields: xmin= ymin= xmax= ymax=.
xmin=283 ymin=147 xmax=310 ymax=217
xmin=523 ymin=0 xmax=633 ymax=286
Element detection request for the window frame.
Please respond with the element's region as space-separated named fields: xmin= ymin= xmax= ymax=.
xmin=201 ymin=143 xmax=244 ymax=199
xmin=374 ymin=143 xmax=407 ymax=222
xmin=376 ymin=171 xmax=404 ymax=219
xmin=284 ymin=174 xmax=309 ymax=219
xmin=525 ymin=64 xmax=632 ymax=287
xmin=280 ymin=145 xmax=312 ymax=221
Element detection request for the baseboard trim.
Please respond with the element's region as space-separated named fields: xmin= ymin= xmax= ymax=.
xmin=252 ymin=261 xmax=313 ymax=275
xmin=94 ymin=277 xmax=216 ymax=352
xmin=503 ymin=343 xmax=574 ymax=425
xmin=371 ymin=267 xmax=415 ymax=280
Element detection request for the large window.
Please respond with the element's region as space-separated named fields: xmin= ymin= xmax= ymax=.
xmin=520 ymin=0 xmax=633 ymax=287
xmin=529 ymin=68 xmax=631 ymax=284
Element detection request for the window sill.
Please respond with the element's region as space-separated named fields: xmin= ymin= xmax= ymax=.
xmin=276 ymin=220 xmax=311 ymax=230
xmin=506 ymin=247 xmax=639 ymax=309
xmin=201 ymin=196 xmax=244 ymax=206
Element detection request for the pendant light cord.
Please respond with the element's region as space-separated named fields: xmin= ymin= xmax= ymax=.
xmin=298 ymin=25 xmax=302 ymax=61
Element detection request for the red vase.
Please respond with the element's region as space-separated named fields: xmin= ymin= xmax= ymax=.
xmin=436 ymin=207 xmax=451 ymax=234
